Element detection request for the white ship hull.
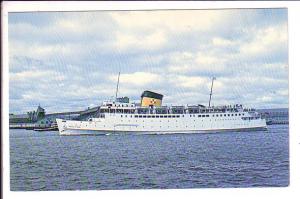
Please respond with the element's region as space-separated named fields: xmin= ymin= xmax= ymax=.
xmin=56 ymin=112 xmax=267 ymax=135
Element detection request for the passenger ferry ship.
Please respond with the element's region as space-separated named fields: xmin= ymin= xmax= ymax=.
xmin=56 ymin=82 xmax=267 ymax=135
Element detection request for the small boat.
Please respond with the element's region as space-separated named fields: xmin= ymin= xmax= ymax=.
xmin=33 ymin=122 xmax=58 ymax=131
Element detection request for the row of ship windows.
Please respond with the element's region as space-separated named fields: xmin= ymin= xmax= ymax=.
xmin=119 ymin=113 xmax=245 ymax=118
xmin=86 ymin=118 xmax=241 ymax=125
xmin=82 ymin=121 xmax=244 ymax=128
xmin=119 ymin=119 xmax=240 ymax=122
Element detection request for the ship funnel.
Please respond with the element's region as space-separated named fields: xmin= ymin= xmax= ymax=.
xmin=141 ymin=90 xmax=163 ymax=107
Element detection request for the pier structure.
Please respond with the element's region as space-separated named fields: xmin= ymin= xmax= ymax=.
xmin=257 ymin=108 xmax=289 ymax=125
xmin=9 ymin=105 xmax=99 ymax=130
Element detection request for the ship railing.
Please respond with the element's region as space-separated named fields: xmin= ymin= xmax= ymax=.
xmin=100 ymin=108 xmax=244 ymax=115
xmin=242 ymin=116 xmax=261 ymax=120
xmin=98 ymin=105 xmax=253 ymax=115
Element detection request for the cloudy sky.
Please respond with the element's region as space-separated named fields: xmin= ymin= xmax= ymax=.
xmin=8 ymin=9 xmax=288 ymax=114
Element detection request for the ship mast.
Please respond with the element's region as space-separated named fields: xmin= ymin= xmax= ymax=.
xmin=115 ymin=72 xmax=120 ymax=101
xmin=208 ymin=77 xmax=216 ymax=108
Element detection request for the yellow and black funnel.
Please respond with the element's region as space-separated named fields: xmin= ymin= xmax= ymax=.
xmin=141 ymin=90 xmax=163 ymax=107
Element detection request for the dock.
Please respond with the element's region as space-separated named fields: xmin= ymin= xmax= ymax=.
xmin=9 ymin=123 xmax=36 ymax=130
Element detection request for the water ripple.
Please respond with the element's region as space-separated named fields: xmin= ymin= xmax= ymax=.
xmin=10 ymin=125 xmax=289 ymax=190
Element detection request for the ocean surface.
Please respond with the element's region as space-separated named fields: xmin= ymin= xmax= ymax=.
xmin=10 ymin=125 xmax=289 ymax=191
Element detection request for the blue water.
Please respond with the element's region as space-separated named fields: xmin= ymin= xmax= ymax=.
xmin=10 ymin=125 xmax=289 ymax=191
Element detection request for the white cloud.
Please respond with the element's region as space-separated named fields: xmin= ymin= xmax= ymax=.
xmin=240 ymin=23 xmax=288 ymax=57
xmin=195 ymin=52 xmax=221 ymax=65
xmin=212 ymin=37 xmax=235 ymax=47
xmin=110 ymin=10 xmax=229 ymax=33
xmin=109 ymin=72 xmax=162 ymax=87
xmin=8 ymin=9 xmax=289 ymax=112
xmin=277 ymin=89 xmax=288 ymax=96
xmin=114 ymin=30 xmax=167 ymax=51
xmin=167 ymin=51 xmax=227 ymax=75
xmin=10 ymin=70 xmax=65 ymax=82
xmin=168 ymin=75 xmax=208 ymax=89
xmin=108 ymin=10 xmax=242 ymax=52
